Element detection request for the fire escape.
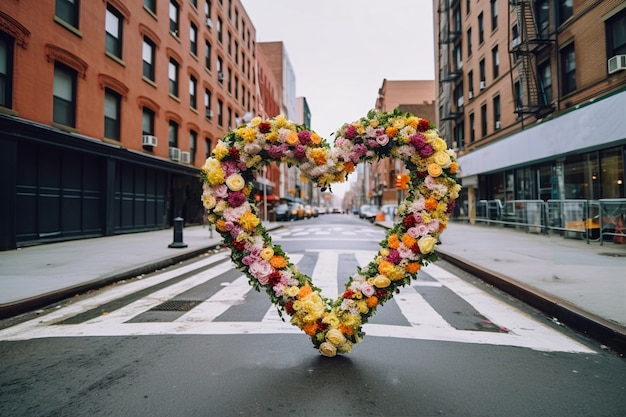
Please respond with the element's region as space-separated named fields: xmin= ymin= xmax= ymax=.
xmin=438 ymin=0 xmax=463 ymax=141
xmin=508 ymin=0 xmax=554 ymax=118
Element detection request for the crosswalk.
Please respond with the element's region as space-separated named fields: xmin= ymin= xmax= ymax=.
xmin=0 ymin=250 xmax=595 ymax=353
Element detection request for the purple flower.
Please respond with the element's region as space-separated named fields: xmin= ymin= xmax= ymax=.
xmin=298 ymin=131 xmax=311 ymax=144
xmin=410 ymin=133 xmax=427 ymax=149
xmin=228 ymin=191 xmax=246 ymax=207
xmin=267 ymin=144 xmax=288 ymax=159
xmin=345 ymin=125 xmax=357 ymax=140
xmin=419 ymin=144 xmax=434 ymax=157
xmin=222 ymin=160 xmax=239 ymax=176
xmin=293 ymin=144 xmax=307 ymax=159
xmin=387 ymin=249 xmax=401 ymax=264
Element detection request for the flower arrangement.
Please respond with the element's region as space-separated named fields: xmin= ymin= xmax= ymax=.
xmin=200 ymin=108 xmax=460 ymax=357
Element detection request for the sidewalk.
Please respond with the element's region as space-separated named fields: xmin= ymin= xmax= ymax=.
xmin=1 ymin=221 xmax=624 ymax=354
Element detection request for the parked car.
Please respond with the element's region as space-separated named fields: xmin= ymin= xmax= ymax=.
xmin=304 ymin=205 xmax=313 ymax=218
xmin=291 ymin=203 xmax=305 ymax=220
xmin=275 ymin=203 xmax=291 ymax=221
xmin=380 ymin=204 xmax=398 ymax=221
xmin=359 ymin=204 xmax=378 ymax=222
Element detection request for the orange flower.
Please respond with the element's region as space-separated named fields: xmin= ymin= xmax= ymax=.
xmin=339 ymin=324 xmax=355 ymax=336
xmin=425 ymin=197 xmax=438 ymax=211
xmin=406 ymin=262 xmax=421 ymax=274
xmin=378 ymin=260 xmax=394 ymax=276
xmin=303 ymin=322 xmax=318 ymax=336
xmin=428 ymin=163 xmax=443 ymax=177
xmin=366 ymin=296 xmax=379 ymax=308
xmin=385 ymin=126 xmax=398 ymax=138
xmin=387 ymin=233 xmax=400 ymax=249
xmin=297 ymin=285 xmax=313 ymax=300
xmin=402 ymin=233 xmax=417 ymax=249
xmin=216 ymin=219 xmax=227 ymax=232
xmin=449 ymin=161 xmax=458 ymax=174
xmin=439 ymin=222 xmax=447 ymax=232
xmin=269 ymin=255 xmax=288 ymax=269
xmin=344 ymin=161 xmax=355 ymax=174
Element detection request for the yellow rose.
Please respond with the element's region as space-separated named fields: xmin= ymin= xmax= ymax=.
xmin=260 ymin=247 xmax=274 ymax=261
xmin=418 ymin=236 xmax=437 ymax=254
xmin=285 ymin=286 xmax=299 ymax=297
xmin=239 ymin=211 xmax=260 ymax=231
xmin=319 ymin=342 xmax=337 ymax=357
xmin=286 ymin=131 xmax=299 ymax=145
xmin=325 ymin=328 xmax=346 ymax=346
xmin=201 ymin=193 xmax=216 ymax=210
xmin=225 ymin=173 xmax=245 ymax=191
xmin=369 ymin=119 xmax=379 ymax=128
xmin=310 ymin=133 xmax=322 ymax=145
xmin=373 ymin=274 xmax=391 ymax=288
xmin=433 ymin=151 xmax=452 ymax=168
xmin=432 ymin=138 xmax=448 ymax=152
xmin=428 ymin=163 xmax=443 ymax=177
xmin=213 ymin=144 xmax=228 ymax=160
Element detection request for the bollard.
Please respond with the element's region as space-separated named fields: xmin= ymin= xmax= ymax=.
xmin=168 ymin=217 xmax=188 ymax=248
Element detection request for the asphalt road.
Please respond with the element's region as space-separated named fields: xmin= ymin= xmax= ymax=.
xmin=1 ymin=215 xmax=625 ymax=417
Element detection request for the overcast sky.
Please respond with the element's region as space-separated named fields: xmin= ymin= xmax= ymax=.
xmin=241 ymin=0 xmax=436 ymax=140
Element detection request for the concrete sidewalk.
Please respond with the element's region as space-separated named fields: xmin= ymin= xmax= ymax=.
xmin=0 ymin=220 xmax=624 ymax=354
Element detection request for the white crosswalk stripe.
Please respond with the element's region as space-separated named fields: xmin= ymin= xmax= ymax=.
xmin=0 ymin=250 xmax=595 ymax=353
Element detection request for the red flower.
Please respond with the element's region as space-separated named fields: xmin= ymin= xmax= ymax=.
xmin=233 ymin=240 xmax=246 ymax=251
xmin=376 ymin=289 xmax=388 ymax=299
xmin=417 ymin=119 xmax=430 ymax=132
xmin=268 ymin=271 xmax=281 ymax=286
xmin=228 ymin=147 xmax=240 ymax=159
xmin=403 ymin=216 xmax=416 ymax=228
xmin=284 ymin=301 xmax=294 ymax=315
xmin=343 ymin=289 xmax=355 ymax=299
xmin=259 ymin=122 xmax=271 ymax=133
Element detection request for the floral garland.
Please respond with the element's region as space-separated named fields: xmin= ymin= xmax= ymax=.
xmin=200 ymin=108 xmax=460 ymax=357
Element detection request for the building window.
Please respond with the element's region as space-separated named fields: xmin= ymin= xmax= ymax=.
xmin=469 ymin=113 xmax=475 ymax=143
xmin=558 ymin=0 xmax=573 ymax=26
xmin=227 ymin=106 xmax=232 ymax=129
xmin=190 ymin=0 xmax=197 ymax=8
xmin=454 ymin=43 xmax=462 ymax=71
xmin=465 ymin=0 xmax=470 ymax=15
xmin=169 ymin=120 xmax=178 ymax=147
xmin=189 ymin=75 xmax=197 ymax=109
xmin=217 ymin=17 xmax=223 ymax=43
xmin=538 ymin=60 xmax=552 ymax=105
xmin=144 ymin=0 xmax=156 ymax=14
xmin=142 ymin=37 xmax=155 ymax=81
xmin=217 ymin=57 xmax=223 ymax=83
xmin=205 ymin=0 xmax=211 ymax=19
xmin=190 ymin=23 xmax=198 ymax=56
xmin=467 ymin=28 xmax=472 ymax=57
xmin=190 ymin=130 xmax=197 ymax=163
xmin=104 ymin=88 xmax=121 ymax=140
xmin=142 ymin=107 xmax=155 ymax=135
xmin=241 ymin=85 xmax=246 ymax=107
xmin=204 ymin=88 xmax=212 ymax=118
xmin=607 ymin=8 xmax=626 ymax=56
xmin=205 ymin=40 xmax=212 ymax=70
xmin=227 ymin=68 xmax=232 ymax=93
xmin=169 ymin=1 xmax=179 ymax=35
xmin=0 ymin=34 xmax=14 ymax=108
xmin=217 ymin=98 xmax=223 ymax=126
xmin=105 ymin=5 xmax=123 ymax=59
xmin=53 ymin=62 xmax=76 ymax=127
xmin=535 ymin=0 xmax=550 ymax=38
xmin=454 ymin=120 xmax=464 ymax=150
xmin=490 ymin=0 xmax=498 ymax=31
xmin=480 ymin=103 xmax=487 ymax=137
xmin=560 ymin=43 xmax=576 ymax=95
xmin=169 ymin=58 xmax=179 ymax=96
xmin=479 ymin=58 xmax=486 ymax=85
xmin=492 ymin=45 xmax=499 ymax=78
xmin=514 ymin=79 xmax=523 ymax=112
xmin=493 ymin=95 xmax=500 ymax=130
xmin=227 ymin=31 xmax=232 ymax=55
xmin=478 ymin=12 xmax=484 ymax=44
xmin=56 ymin=0 xmax=79 ymax=28
xmin=234 ymin=41 xmax=239 ymax=65
xmin=467 ymin=70 xmax=474 ymax=97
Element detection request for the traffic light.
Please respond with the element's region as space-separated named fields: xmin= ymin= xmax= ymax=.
xmin=395 ymin=174 xmax=409 ymax=190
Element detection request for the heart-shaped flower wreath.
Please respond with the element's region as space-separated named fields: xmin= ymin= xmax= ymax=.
xmin=200 ymin=109 xmax=460 ymax=357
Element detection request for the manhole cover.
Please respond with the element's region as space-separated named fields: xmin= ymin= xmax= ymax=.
xmin=149 ymin=300 xmax=201 ymax=311
xmin=598 ymin=252 xmax=626 ymax=257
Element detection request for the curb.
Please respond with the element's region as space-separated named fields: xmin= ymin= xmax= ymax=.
xmin=0 ymin=245 xmax=223 ymax=320
xmin=436 ymin=249 xmax=626 ymax=356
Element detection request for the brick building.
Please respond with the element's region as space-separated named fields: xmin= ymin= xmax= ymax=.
xmin=435 ymin=0 xmax=626 ymax=222
xmin=0 ymin=0 xmax=260 ymax=250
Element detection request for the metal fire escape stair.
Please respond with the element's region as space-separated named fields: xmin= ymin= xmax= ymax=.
xmin=509 ymin=0 xmax=554 ymax=118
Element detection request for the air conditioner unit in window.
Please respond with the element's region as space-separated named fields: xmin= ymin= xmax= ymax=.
xmin=468 ymin=91 xmax=474 ymax=99
xmin=142 ymin=135 xmax=158 ymax=147
xmin=205 ymin=108 xmax=214 ymax=119
xmin=169 ymin=147 xmax=181 ymax=162
xmin=206 ymin=17 xmax=213 ymax=29
xmin=217 ymin=72 xmax=224 ymax=81
xmin=181 ymin=151 xmax=191 ymax=164
xmin=495 ymin=121 xmax=501 ymax=129
xmin=608 ymin=55 xmax=626 ymax=74
xmin=480 ymin=81 xmax=486 ymax=90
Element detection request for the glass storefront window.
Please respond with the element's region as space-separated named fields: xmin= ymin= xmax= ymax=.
xmin=600 ymin=147 xmax=624 ymax=198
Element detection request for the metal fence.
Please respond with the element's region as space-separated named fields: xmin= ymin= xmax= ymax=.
xmin=472 ymin=198 xmax=626 ymax=244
